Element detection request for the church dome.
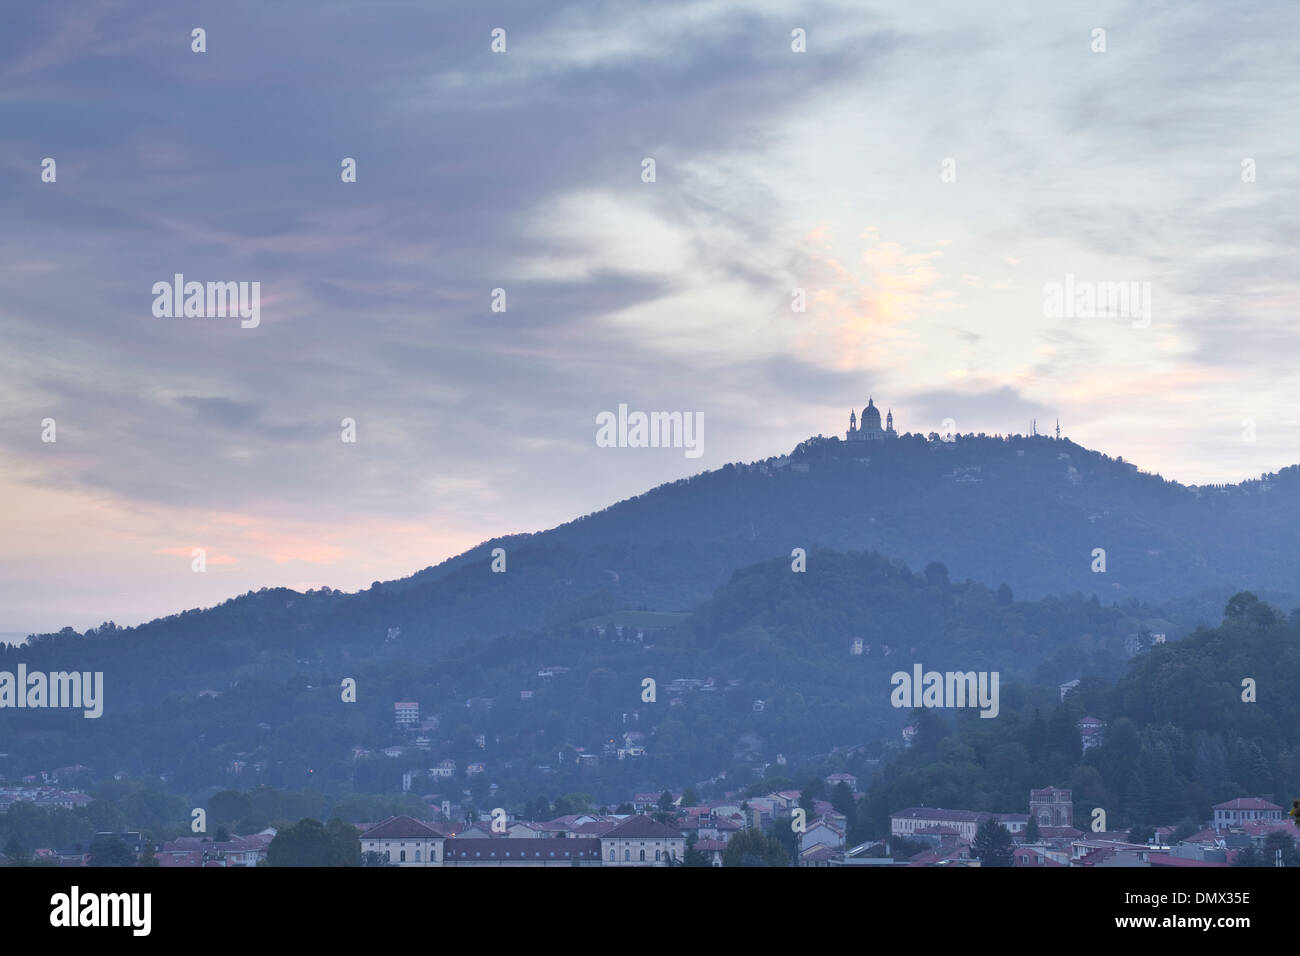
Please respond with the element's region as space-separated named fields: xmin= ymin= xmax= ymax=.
xmin=862 ymin=399 xmax=881 ymax=425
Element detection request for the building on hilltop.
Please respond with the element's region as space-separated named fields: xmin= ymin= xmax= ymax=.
xmin=845 ymin=397 xmax=897 ymax=442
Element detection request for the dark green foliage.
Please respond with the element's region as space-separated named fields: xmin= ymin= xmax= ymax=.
xmin=1235 ymin=831 xmax=1300 ymax=867
xmin=972 ymin=818 xmax=1014 ymax=867
xmin=681 ymin=832 xmax=710 ymax=867
xmin=3 ymin=834 xmax=30 ymax=863
xmin=888 ymin=835 xmax=929 ymax=860
xmin=721 ymin=827 xmax=790 ymax=867
xmin=87 ymin=836 xmax=134 ymax=867
xmin=265 ymin=818 xmax=360 ymax=867
xmin=862 ymin=593 xmax=1300 ymax=836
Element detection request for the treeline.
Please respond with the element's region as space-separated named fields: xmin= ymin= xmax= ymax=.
xmin=0 ymin=549 xmax=1162 ymax=806
xmin=860 ymin=593 xmax=1300 ymax=836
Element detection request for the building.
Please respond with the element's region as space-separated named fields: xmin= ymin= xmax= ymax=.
xmin=800 ymin=820 xmax=845 ymax=853
xmin=891 ymin=808 xmax=990 ymax=844
xmin=1030 ymin=787 xmax=1073 ymax=828
xmin=1013 ymin=846 xmax=1066 ymax=867
xmin=1078 ymin=717 xmax=1105 ymax=752
xmin=1213 ymin=798 xmax=1284 ymax=830
xmin=360 ymin=816 xmax=445 ymax=866
xmin=845 ymin=397 xmax=897 ymax=443
xmin=695 ymin=839 xmax=727 ymax=866
xmin=994 ymin=813 xmax=1029 ymax=834
xmin=394 ymin=702 xmax=419 ymax=727
xmin=825 ymin=773 xmax=858 ymax=791
xmin=600 ymin=815 xmax=685 ymax=866
xmin=443 ymin=839 xmax=601 ymax=866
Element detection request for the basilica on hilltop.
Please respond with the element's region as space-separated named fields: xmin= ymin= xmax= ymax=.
xmin=845 ymin=397 xmax=897 ymax=442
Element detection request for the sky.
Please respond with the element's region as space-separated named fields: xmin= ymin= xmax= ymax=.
xmin=2 ymin=0 xmax=1298 ymax=633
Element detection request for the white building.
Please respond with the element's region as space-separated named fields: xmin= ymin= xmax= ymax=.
xmin=1213 ymin=798 xmax=1284 ymax=829
xmin=361 ymin=816 xmax=445 ymax=866
xmin=600 ymin=815 xmax=685 ymax=866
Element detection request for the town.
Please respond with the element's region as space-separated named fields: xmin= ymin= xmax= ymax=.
xmin=2 ymin=771 xmax=1291 ymax=867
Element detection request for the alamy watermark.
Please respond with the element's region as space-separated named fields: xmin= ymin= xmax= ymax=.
xmin=0 ymin=665 xmax=103 ymax=718
xmin=151 ymin=274 xmax=260 ymax=328
xmin=50 ymin=886 xmax=150 ymax=936
xmin=596 ymin=404 xmax=703 ymax=459
xmin=1043 ymin=274 xmax=1150 ymax=328
xmin=890 ymin=664 xmax=999 ymax=718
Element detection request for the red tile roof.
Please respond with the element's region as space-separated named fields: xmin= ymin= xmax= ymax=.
xmin=603 ymin=815 xmax=685 ymax=839
xmin=361 ymin=815 xmax=445 ymax=839
xmin=1213 ymin=797 xmax=1282 ymax=811
xmin=1147 ymin=854 xmax=1229 ymax=867
xmin=893 ymin=807 xmax=989 ymax=823
xmin=801 ymin=846 xmax=837 ymax=862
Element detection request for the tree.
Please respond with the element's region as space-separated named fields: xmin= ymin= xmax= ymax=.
xmin=561 ymin=793 xmax=593 ymax=815
xmin=924 ymin=561 xmax=951 ymax=589
xmin=1224 ymin=592 xmax=1278 ymax=628
xmin=265 ymin=818 xmax=360 ymax=867
xmin=1260 ymin=830 xmax=1300 ymax=867
xmin=138 ymin=838 xmax=159 ymax=867
xmin=1024 ymin=816 xmax=1040 ymax=843
xmin=682 ymin=832 xmax=710 ymax=867
xmin=208 ymin=789 xmax=253 ymax=824
xmin=88 ymin=836 xmax=134 ymax=867
xmin=889 ymin=835 xmax=928 ymax=860
xmin=972 ymin=818 xmax=1014 ymax=867
xmin=770 ymin=821 xmax=799 ymax=863
xmin=1224 ymin=592 xmax=1260 ymax=622
xmin=722 ymin=828 xmax=789 ymax=867
xmin=1128 ymin=824 xmax=1155 ymax=845
xmin=3 ymin=834 xmax=30 ymax=864
xmin=681 ymin=787 xmax=700 ymax=808
xmin=830 ymin=782 xmax=856 ymax=831
xmin=214 ymin=825 xmax=230 ymax=843
xmin=658 ymin=790 xmax=675 ymax=813
xmin=614 ymin=803 xmax=634 ymax=815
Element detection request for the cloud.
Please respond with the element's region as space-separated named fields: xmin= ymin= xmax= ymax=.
xmin=2 ymin=0 xmax=1298 ymax=629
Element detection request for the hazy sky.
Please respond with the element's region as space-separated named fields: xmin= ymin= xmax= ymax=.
xmin=3 ymin=0 xmax=1298 ymax=633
